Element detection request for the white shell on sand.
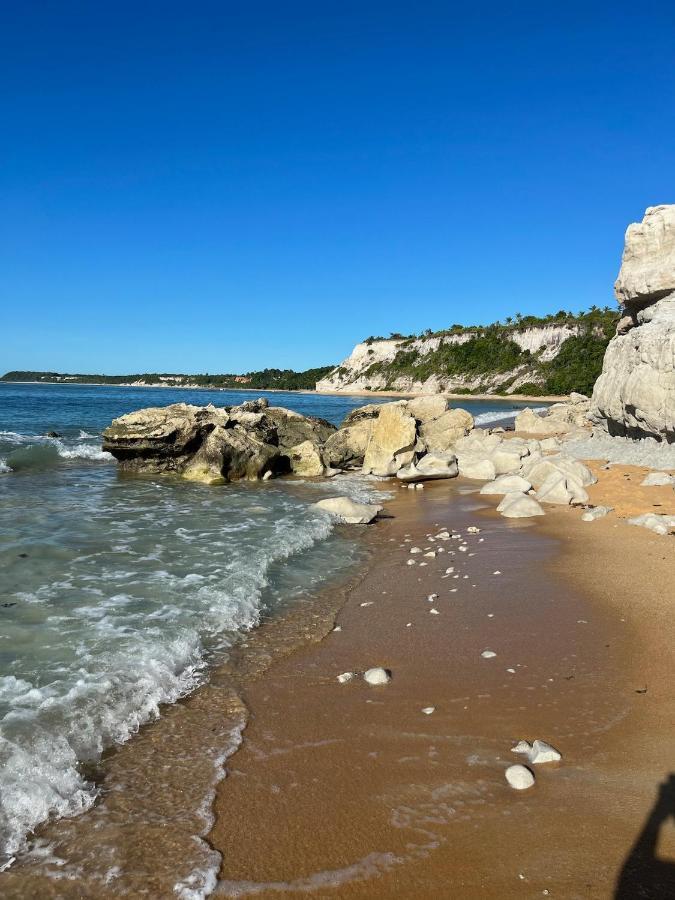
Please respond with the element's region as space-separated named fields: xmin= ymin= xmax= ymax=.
xmin=337 ymin=672 xmax=356 ymax=684
xmin=505 ymin=764 xmax=535 ymax=790
xmin=422 ymin=706 xmax=435 ymax=715
xmin=363 ymin=667 xmax=391 ymax=685
xmin=481 ymin=650 xmax=497 ymax=659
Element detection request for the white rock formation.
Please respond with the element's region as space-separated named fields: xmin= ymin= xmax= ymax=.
xmin=313 ymin=497 xmax=383 ymax=524
xmin=627 ymin=512 xmax=675 ymax=535
xmin=590 ymin=205 xmax=675 ymax=442
xmin=496 ymin=493 xmax=546 ymax=518
xmin=480 ymin=474 xmax=532 ymax=495
xmin=581 ymin=505 xmax=613 ymax=521
xmin=396 ymin=451 xmax=459 ymax=482
xmin=512 ymin=739 xmax=562 ymax=764
xmin=641 ymin=471 xmax=674 ymax=486
xmin=362 ymin=403 xmax=417 ymax=475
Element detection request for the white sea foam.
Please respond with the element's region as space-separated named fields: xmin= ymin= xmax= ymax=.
xmin=473 ymin=405 xmax=547 ymax=427
xmin=0 ymin=474 xmax=375 ymax=865
xmin=0 ymin=458 xmax=11 ymax=474
xmin=54 ymin=441 xmax=113 ymax=462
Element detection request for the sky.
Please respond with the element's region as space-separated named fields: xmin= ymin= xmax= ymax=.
xmin=1 ymin=2 xmax=674 ymax=375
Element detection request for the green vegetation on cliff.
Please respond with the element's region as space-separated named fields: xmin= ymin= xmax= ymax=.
xmin=356 ymin=307 xmax=619 ymax=395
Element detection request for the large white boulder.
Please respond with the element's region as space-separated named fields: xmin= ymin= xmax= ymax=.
xmin=496 ymin=493 xmax=545 ymax=518
xmin=457 ymin=455 xmax=497 ymax=481
xmin=418 ymin=407 xmax=475 ymax=451
xmin=287 ymin=440 xmax=325 ymax=476
xmin=627 ymin=512 xmax=675 ymax=535
xmin=313 ymin=497 xmax=383 ymax=524
xmin=362 ymin=403 xmax=417 ymax=475
xmin=480 ymin=474 xmax=532 ymax=495
xmin=397 ymin=451 xmax=459 ymax=482
xmin=589 ymin=205 xmax=675 ymax=442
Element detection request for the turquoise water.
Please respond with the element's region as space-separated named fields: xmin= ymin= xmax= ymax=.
xmin=0 ymin=383 xmax=539 ymax=864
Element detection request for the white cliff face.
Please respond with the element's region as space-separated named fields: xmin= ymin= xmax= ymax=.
xmin=590 ymin=205 xmax=675 ymax=442
xmin=316 ymin=325 xmax=584 ymax=394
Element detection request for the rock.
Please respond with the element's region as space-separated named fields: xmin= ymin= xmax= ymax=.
xmin=614 ymin=204 xmax=675 ymax=307
xmin=340 ymin=404 xmax=383 ymax=427
xmin=515 ymin=407 xmax=572 ymax=435
xmin=363 ymin=667 xmax=391 ymax=685
xmin=422 ymin=706 xmax=435 ymax=715
xmin=313 ymin=496 xmax=383 ymax=524
xmin=406 ymin=395 xmax=448 ymax=422
xmin=323 ymin=420 xmax=374 ymax=469
xmin=641 ymin=471 xmax=674 ymax=486
xmin=265 ymin=406 xmax=336 ymax=449
xmin=589 ymin=205 xmax=675 ymax=442
xmin=539 ymin=437 xmax=561 ymax=451
xmin=505 ymin=764 xmax=535 ymax=790
xmin=535 ymin=472 xmax=588 ymax=506
xmin=490 ymin=447 xmax=525 ymax=475
xmin=45 ymin=431 xmax=61 ymax=438
xmin=511 ymin=739 xmax=562 ymax=764
xmin=182 ymin=425 xmax=279 ymax=484
xmin=496 ymin=493 xmax=546 ymax=518
xmin=396 ymin=451 xmax=459 ymax=482
xmin=627 ymin=512 xmax=675 ymax=535
xmin=581 ymin=505 xmax=612 ymax=521
xmin=480 ymin=474 xmax=532 ymax=495
xmin=418 ymin=408 xmax=475 ymax=451
xmin=457 ymin=455 xmax=497 ymax=480
xmin=337 ymin=672 xmax=356 ymax=684
xmin=362 ymin=403 xmax=417 ymax=475
xmin=481 ymin=649 xmax=497 ymax=658
xmin=287 ymin=440 xmax=325 ymax=476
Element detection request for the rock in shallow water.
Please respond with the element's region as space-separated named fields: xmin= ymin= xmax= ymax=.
xmin=313 ymin=497 xmax=383 ymax=524
xmin=496 ymin=493 xmax=545 ymax=518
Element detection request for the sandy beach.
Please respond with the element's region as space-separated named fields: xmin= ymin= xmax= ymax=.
xmin=208 ymin=467 xmax=674 ymax=899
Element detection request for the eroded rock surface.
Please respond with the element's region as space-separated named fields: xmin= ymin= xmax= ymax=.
xmin=590 ymin=205 xmax=675 ymax=442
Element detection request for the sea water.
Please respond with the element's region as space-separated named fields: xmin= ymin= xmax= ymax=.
xmin=0 ymin=382 xmax=540 ymax=866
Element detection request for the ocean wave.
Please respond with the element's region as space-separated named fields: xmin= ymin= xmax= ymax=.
xmin=0 ymin=487 xmax=355 ymax=864
xmin=54 ymin=441 xmax=113 ymax=462
xmin=1 ymin=438 xmax=112 ymax=470
xmin=473 ymin=405 xmax=547 ymax=426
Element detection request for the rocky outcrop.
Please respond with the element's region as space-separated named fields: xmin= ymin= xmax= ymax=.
xmin=102 ymin=398 xmax=337 ymax=483
xmin=590 ymin=205 xmax=675 ymax=442
xmin=515 ymin=394 xmax=591 ymax=435
xmin=362 ymin=403 xmax=417 ymax=476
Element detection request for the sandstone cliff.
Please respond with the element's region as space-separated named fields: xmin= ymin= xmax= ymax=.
xmin=316 ymin=315 xmax=614 ymax=396
xmin=589 ymin=205 xmax=675 ymax=442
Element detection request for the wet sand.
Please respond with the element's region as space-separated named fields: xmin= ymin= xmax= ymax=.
xmin=210 ymin=476 xmax=675 ymax=899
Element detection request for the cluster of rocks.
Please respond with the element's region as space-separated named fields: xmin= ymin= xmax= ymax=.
xmin=589 ymin=204 xmax=675 ymax=443
xmin=102 ymin=398 xmax=337 ymax=484
xmin=101 ymin=394 xmax=476 ymax=486
xmin=102 ymin=393 xmax=609 ymax=523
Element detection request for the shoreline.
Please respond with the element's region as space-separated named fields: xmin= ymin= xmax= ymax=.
xmin=1 ymin=458 xmax=672 ymax=897
xmin=0 ymin=381 xmax=565 ymax=404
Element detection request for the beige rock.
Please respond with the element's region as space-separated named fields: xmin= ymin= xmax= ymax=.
xmin=287 ymin=440 xmax=325 ymax=476
xmin=590 ymin=205 xmax=675 ymax=441
xmin=497 ymin=493 xmax=545 ymax=518
xmin=396 ymin=451 xmax=459 ymax=482
xmin=362 ymin=403 xmax=417 ymax=475
xmin=457 ymin=455 xmax=497 ymax=480
xmin=419 ymin=407 xmax=475 ymax=451
xmin=406 ymin=395 xmax=448 ymax=422
xmin=323 ymin=420 xmax=374 ymax=469
xmin=313 ymin=496 xmax=383 ymax=524
xmin=480 ymin=474 xmax=532 ymax=495
xmin=515 ymin=407 xmax=572 ymax=435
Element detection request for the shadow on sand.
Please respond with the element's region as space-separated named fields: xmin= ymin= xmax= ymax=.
xmin=615 ymin=774 xmax=675 ymax=899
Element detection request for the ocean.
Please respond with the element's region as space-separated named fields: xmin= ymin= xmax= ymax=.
xmin=0 ymin=382 xmax=542 ymax=873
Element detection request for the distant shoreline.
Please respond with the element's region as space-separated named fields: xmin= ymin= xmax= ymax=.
xmin=1 ymin=380 xmax=565 ymax=404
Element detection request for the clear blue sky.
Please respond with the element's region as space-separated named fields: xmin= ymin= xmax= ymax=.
xmin=2 ymin=2 xmax=673 ymax=374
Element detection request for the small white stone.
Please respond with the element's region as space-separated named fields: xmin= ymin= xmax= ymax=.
xmin=406 ymin=560 xmax=416 ymax=566
xmin=492 ymin=570 xmax=501 ymax=575
xmin=481 ymin=650 xmax=497 ymax=659
xmin=424 ymin=551 xmax=436 ymax=558
xmin=360 ymin=601 xmax=373 ymax=607
xmin=467 ymin=526 xmax=481 ymax=533
xmin=410 ymin=547 xmax=422 ymax=554
xmin=430 ymin=608 xmax=440 ymax=615
xmin=364 ymin=667 xmax=391 ymax=685
xmin=337 ymin=672 xmax=356 ymax=684
xmin=422 ymin=706 xmax=435 ymax=715
xmin=505 ymin=764 xmax=535 ymax=790
xmin=332 ymin=625 xmax=342 ymax=632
